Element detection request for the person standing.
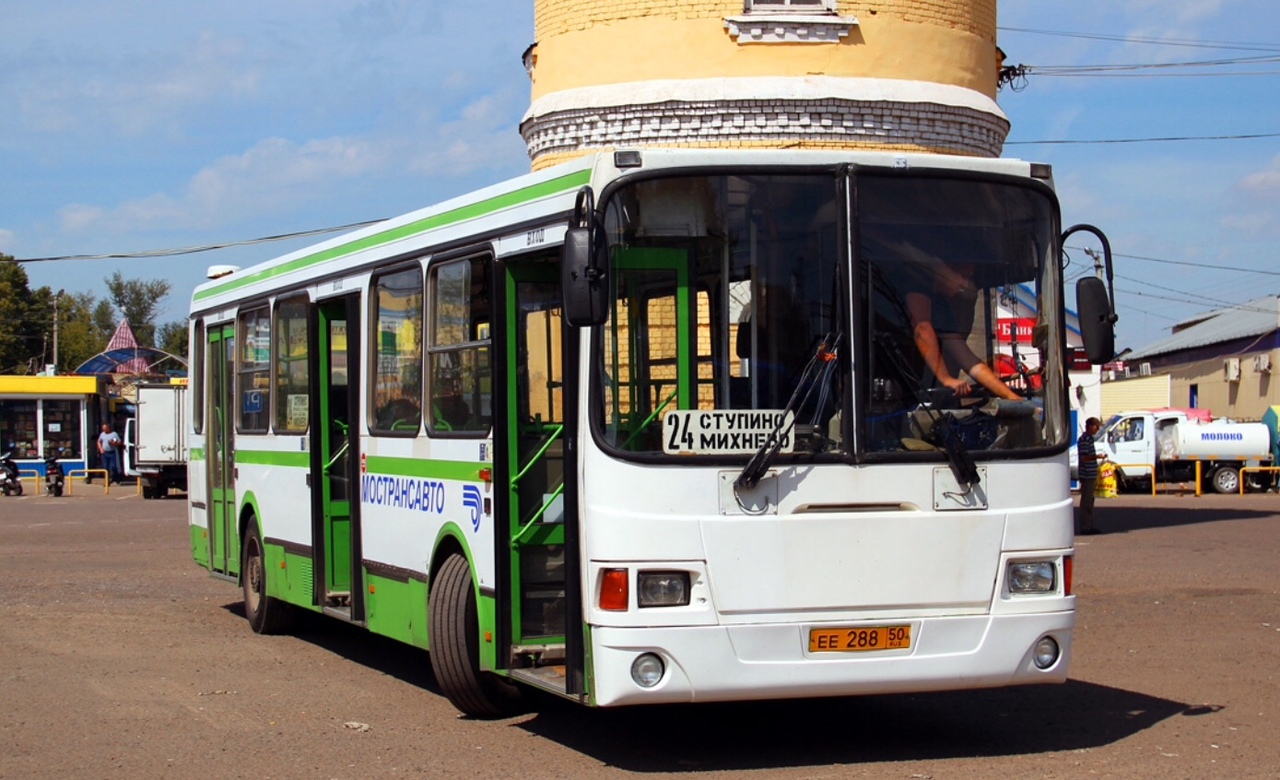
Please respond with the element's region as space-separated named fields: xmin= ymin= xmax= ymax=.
xmin=1076 ymin=417 xmax=1105 ymax=535
xmin=97 ymin=423 xmax=123 ymax=485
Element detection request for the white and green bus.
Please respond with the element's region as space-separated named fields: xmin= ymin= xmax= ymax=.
xmin=187 ymin=148 xmax=1116 ymax=716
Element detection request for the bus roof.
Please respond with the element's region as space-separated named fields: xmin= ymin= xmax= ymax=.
xmin=190 ymin=148 xmax=1042 ymax=314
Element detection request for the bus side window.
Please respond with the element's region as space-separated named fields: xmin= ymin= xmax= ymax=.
xmin=371 ymin=266 xmax=424 ymax=435
xmin=428 ymin=256 xmax=492 ymax=435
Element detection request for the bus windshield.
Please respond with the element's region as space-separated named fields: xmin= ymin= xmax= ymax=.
xmin=592 ymin=170 xmax=1065 ymax=460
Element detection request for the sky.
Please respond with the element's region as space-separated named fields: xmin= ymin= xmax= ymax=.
xmin=2 ymin=1 xmax=1278 ymax=355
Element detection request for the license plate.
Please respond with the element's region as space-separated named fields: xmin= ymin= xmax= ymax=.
xmin=808 ymin=625 xmax=912 ymax=653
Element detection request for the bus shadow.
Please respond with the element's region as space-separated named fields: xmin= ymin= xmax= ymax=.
xmin=515 ymin=682 xmax=1203 ymax=771
xmin=1096 ymin=501 xmax=1274 ymax=534
xmin=220 ymin=602 xmax=441 ymax=693
xmin=220 ymin=601 xmax=1206 ymax=769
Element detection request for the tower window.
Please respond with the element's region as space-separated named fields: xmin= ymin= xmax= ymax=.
xmin=745 ymin=0 xmax=836 ymax=12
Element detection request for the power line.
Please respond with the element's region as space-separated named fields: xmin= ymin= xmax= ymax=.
xmin=1007 ymin=131 xmax=1280 ymax=145
xmin=1027 ymin=52 xmax=1280 ymax=76
xmin=998 ymin=26 xmax=1280 ymax=54
xmin=10 ymin=219 xmax=383 ymax=264
xmin=1109 ymin=250 xmax=1280 ymax=276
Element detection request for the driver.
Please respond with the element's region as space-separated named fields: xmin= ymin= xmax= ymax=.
xmin=904 ymin=261 xmax=1021 ymax=401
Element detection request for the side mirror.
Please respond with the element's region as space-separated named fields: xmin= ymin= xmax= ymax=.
xmin=1062 ymin=224 xmax=1117 ymax=365
xmin=1076 ymin=276 xmax=1116 ymax=363
xmin=562 ymin=187 xmax=610 ymax=327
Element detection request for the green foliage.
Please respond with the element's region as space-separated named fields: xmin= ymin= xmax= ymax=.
xmin=56 ymin=292 xmax=112 ymax=372
xmin=105 ymin=271 xmax=171 ymax=348
xmin=0 ymin=258 xmax=46 ymax=373
xmin=0 ymin=261 xmax=181 ymax=374
xmin=157 ymin=320 xmax=189 ymax=361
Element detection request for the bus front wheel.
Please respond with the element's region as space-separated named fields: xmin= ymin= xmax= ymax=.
xmin=428 ymin=553 xmax=522 ymax=718
xmin=242 ymin=520 xmax=293 ymax=634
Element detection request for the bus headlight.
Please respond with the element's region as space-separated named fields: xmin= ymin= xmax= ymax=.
xmin=630 ymin=653 xmax=666 ymax=687
xmin=1008 ymin=561 xmax=1056 ymax=594
xmin=637 ymin=571 xmax=690 ymax=607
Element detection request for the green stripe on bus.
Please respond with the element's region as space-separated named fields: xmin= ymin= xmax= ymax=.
xmin=194 ymin=169 xmax=591 ymax=302
xmin=189 ymin=447 xmax=205 ymax=461
xmin=364 ymin=455 xmax=482 ymax=482
xmin=234 ymin=450 xmax=310 ymax=468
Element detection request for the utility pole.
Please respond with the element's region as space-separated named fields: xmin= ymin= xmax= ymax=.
xmin=1084 ymin=248 xmax=1104 ymax=279
xmin=52 ymin=289 xmax=63 ymax=374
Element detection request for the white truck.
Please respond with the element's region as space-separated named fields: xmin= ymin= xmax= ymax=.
xmin=125 ymin=382 xmax=188 ymax=499
xmin=1101 ymin=409 xmax=1274 ymax=494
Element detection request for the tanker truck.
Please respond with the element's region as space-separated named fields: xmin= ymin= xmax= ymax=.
xmin=1100 ymin=409 xmax=1274 ymax=494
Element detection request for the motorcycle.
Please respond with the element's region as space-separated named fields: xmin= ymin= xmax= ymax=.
xmin=44 ymin=449 xmax=65 ymax=498
xmin=1 ymin=451 xmax=23 ymax=496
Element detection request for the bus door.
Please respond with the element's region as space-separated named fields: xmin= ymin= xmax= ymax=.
xmin=499 ymin=257 xmax=583 ymax=696
xmin=311 ymin=295 xmax=364 ymax=620
xmin=206 ymin=324 xmax=238 ymax=577
xmin=607 ymin=249 xmax=695 ymax=450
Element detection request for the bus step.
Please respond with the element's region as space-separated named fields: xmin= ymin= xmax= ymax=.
xmin=508 ymin=665 xmax=569 ymax=696
xmin=322 ymin=604 xmax=352 ymax=621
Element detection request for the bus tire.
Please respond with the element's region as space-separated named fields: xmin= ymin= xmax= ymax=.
xmin=1211 ymin=466 xmax=1240 ymax=494
xmin=242 ymin=520 xmax=293 ymax=635
xmin=428 ymin=553 xmax=522 ymax=718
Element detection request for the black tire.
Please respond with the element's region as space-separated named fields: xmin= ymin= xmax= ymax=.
xmin=1211 ymin=466 xmax=1241 ymax=495
xmin=428 ymin=553 xmax=522 ymax=718
xmin=13 ymin=481 xmax=21 ymax=497
xmin=242 ymin=520 xmax=293 ymax=634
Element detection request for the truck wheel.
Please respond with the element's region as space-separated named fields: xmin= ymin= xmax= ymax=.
xmin=242 ymin=520 xmax=293 ymax=634
xmin=1211 ymin=466 xmax=1241 ymax=494
xmin=428 ymin=553 xmax=522 ymax=718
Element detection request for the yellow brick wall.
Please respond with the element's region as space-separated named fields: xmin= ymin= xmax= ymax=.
xmin=536 ymin=1 xmax=996 ymax=43
xmin=526 ymin=1 xmax=1005 ymax=166
xmin=536 ymin=0 xmax=735 ymax=40
xmin=844 ymin=1 xmax=996 ymax=40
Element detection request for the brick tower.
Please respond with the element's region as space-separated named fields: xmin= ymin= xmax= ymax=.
xmin=521 ymin=0 xmax=1006 ymax=170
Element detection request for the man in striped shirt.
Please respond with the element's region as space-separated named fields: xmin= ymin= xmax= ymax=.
xmin=1076 ymin=417 xmax=1105 ymax=535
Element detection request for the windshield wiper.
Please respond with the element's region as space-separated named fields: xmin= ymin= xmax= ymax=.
xmin=873 ymin=331 xmax=981 ymax=492
xmin=735 ymin=332 xmax=841 ymax=491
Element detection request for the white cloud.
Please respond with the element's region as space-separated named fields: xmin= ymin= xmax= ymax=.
xmin=13 ymin=32 xmax=262 ymax=138
xmin=57 ymin=88 xmax=530 ymax=236
xmin=1223 ymin=154 xmax=1280 ymax=235
xmin=1235 ymin=156 xmax=1280 ymax=197
xmin=0 ymin=229 xmax=15 ymax=253
xmin=60 ymin=136 xmax=384 ymax=233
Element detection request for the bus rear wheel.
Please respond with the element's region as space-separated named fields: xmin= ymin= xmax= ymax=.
xmin=242 ymin=520 xmax=293 ymax=634
xmin=428 ymin=553 xmax=522 ymax=718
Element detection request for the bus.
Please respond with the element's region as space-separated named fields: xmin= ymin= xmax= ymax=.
xmin=187 ymin=148 xmax=1116 ymax=716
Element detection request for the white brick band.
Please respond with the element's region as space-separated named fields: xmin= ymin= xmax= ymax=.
xmin=522 ymin=77 xmax=1010 ymax=161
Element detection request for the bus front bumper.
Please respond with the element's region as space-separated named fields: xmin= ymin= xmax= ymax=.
xmin=587 ymin=610 xmax=1074 ymax=707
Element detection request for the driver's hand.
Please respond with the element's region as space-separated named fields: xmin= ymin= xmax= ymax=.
xmin=944 ymin=377 xmax=973 ymax=396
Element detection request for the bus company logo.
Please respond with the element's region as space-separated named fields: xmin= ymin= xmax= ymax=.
xmin=462 ymin=485 xmax=482 ymax=531
xmin=360 ymin=474 xmax=445 ymax=514
xmin=1200 ymin=432 xmax=1244 ymax=441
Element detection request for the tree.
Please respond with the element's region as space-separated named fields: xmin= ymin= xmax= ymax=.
xmin=0 ymin=258 xmax=45 ymax=374
xmin=104 ymin=272 xmax=171 ymax=348
xmin=54 ymin=292 xmax=112 ymax=372
xmin=157 ymin=320 xmax=189 ymax=361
